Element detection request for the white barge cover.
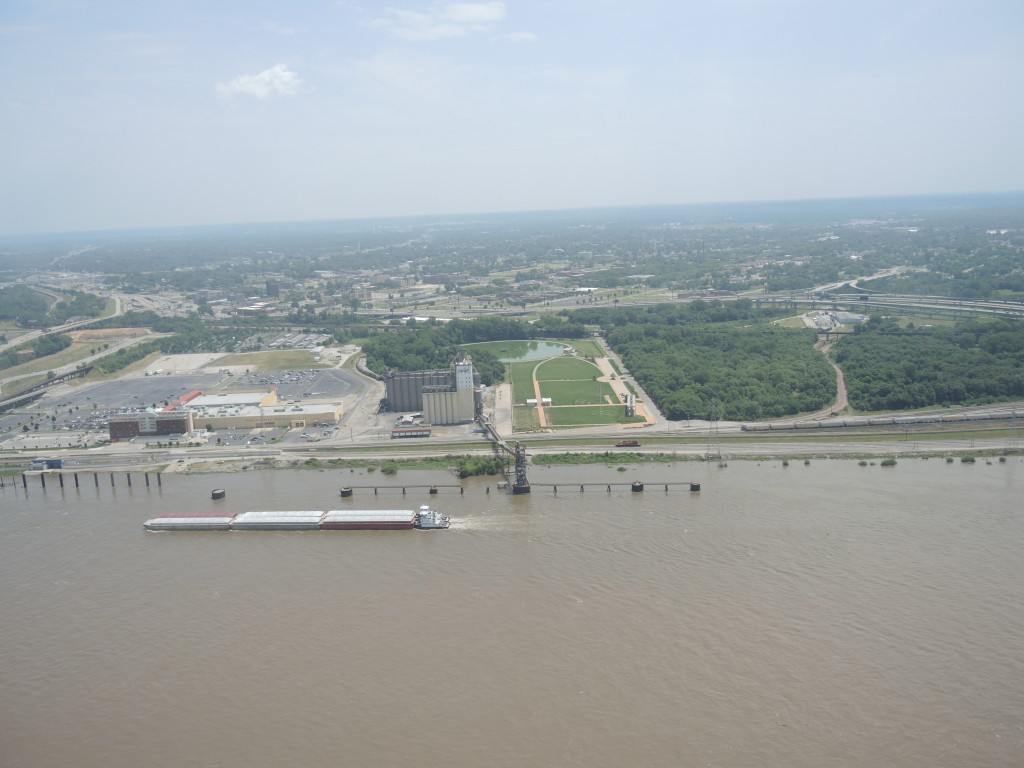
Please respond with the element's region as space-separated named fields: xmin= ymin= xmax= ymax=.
xmin=322 ymin=509 xmax=417 ymax=524
xmin=231 ymin=510 xmax=324 ymax=530
xmin=144 ymin=513 xmax=236 ymax=531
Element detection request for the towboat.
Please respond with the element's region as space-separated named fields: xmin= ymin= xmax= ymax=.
xmin=416 ymin=505 xmax=450 ymax=529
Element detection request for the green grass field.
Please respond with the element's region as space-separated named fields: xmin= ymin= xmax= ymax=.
xmin=1 ymin=339 xmax=120 ymax=379
xmin=509 ymin=360 xmax=539 ymax=403
xmin=87 ymin=350 xmax=163 ymax=382
xmin=510 ymin=355 xmax=625 ymax=417
xmin=535 ymin=356 xmax=602 ymax=380
xmin=544 ymin=405 xmax=646 ymax=427
xmin=563 ymin=339 xmax=604 ymax=357
xmin=0 ymin=372 xmax=49 ymax=397
xmin=513 ymin=405 xmax=541 ymax=431
xmin=539 ymin=379 xmax=618 ymax=405
xmin=217 ymin=350 xmax=331 ymax=371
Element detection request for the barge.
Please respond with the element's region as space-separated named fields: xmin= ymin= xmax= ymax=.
xmin=144 ymin=506 xmax=449 ymax=532
xmin=322 ymin=509 xmax=416 ymax=530
xmin=143 ymin=512 xmax=235 ymax=531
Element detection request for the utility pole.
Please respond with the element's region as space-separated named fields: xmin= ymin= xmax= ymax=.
xmin=705 ymin=400 xmax=722 ymax=461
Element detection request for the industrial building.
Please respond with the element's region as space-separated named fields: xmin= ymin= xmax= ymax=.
xmin=383 ymin=355 xmax=481 ymax=425
xmin=109 ymin=409 xmax=196 ymax=440
xmin=107 ymin=388 xmax=343 ymax=439
xmin=183 ymin=390 xmax=343 ymax=430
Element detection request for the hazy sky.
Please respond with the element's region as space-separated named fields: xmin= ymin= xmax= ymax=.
xmin=1 ymin=0 xmax=1022 ymax=235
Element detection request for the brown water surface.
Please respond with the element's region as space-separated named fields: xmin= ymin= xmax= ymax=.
xmin=2 ymin=459 xmax=1022 ymax=767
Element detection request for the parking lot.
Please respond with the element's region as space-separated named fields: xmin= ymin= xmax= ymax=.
xmin=172 ymin=425 xmax=288 ymax=448
xmin=0 ymin=366 xmax=367 ymax=450
xmin=266 ymin=332 xmax=332 ymax=350
xmin=0 ymin=374 xmax=225 ymax=446
xmin=48 ymin=374 xmax=225 ymax=413
xmin=223 ymin=368 xmax=360 ymax=401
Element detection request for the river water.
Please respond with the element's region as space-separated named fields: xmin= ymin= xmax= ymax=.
xmin=2 ymin=459 xmax=1022 ymax=768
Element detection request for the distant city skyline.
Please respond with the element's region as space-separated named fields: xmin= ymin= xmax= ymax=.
xmin=1 ymin=0 xmax=1022 ymax=236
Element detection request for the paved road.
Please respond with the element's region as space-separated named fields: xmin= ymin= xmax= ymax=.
xmin=1 ymin=332 xmax=167 ymax=391
xmin=0 ymin=291 xmax=124 ymax=352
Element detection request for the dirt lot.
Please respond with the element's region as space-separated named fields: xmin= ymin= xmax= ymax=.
xmin=68 ymin=328 xmax=149 ymax=342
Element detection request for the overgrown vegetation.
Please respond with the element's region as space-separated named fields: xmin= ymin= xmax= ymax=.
xmin=0 ymin=333 xmax=72 ymax=371
xmin=454 ymin=456 xmax=504 ymax=477
xmin=531 ymin=451 xmax=683 ymax=466
xmin=94 ymin=310 xmax=239 ymax=353
xmin=360 ymin=316 xmax=546 ymax=384
xmin=834 ymin=317 xmax=1024 ymax=410
xmin=0 ymin=286 xmax=107 ymax=327
xmin=566 ymin=300 xmax=834 ymax=421
xmin=91 ymin=341 xmax=161 ymax=375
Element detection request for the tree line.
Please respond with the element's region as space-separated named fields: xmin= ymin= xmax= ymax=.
xmin=0 ymin=286 xmax=106 ymax=327
xmin=360 ymin=317 xmax=531 ymax=385
xmin=0 ymin=333 xmax=72 ymax=371
xmin=607 ymin=322 xmax=834 ymax=421
xmin=565 ymin=301 xmax=839 ymax=421
xmin=833 ymin=317 xmax=1024 ymax=410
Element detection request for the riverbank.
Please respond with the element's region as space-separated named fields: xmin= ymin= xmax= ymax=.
xmin=163 ymin=442 xmax=1024 ymax=476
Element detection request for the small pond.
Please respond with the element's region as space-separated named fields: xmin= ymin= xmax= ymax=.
xmin=465 ymin=340 xmax=570 ymax=362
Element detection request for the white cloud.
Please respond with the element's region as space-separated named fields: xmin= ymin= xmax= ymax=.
xmin=373 ymin=1 xmax=506 ymax=41
xmin=505 ymin=31 xmax=537 ymax=43
xmin=216 ymin=63 xmax=304 ymax=99
xmin=443 ymin=2 xmax=506 ymax=24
